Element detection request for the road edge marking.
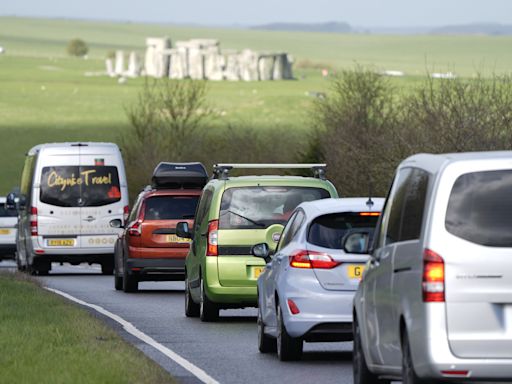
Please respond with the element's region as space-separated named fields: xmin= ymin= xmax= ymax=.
xmin=44 ymin=287 xmax=220 ymax=384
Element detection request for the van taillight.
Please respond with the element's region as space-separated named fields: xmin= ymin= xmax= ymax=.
xmin=206 ymin=220 xmax=219 ymax=256
xmin=289 ymin=250 xmax=341 ymax=269
xmin=422 ymin=249 xmax=445 ymax=302
xmin=123 ymin=205 xmax=129 ymax=224
xmin=128 ymin=220 xmax=142 ymax=237
xmin=30 ymin=207 xmax=38 ymax=236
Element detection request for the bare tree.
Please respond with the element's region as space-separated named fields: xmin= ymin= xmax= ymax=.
xmin=121 ymin=78 xmax=212 ymax=197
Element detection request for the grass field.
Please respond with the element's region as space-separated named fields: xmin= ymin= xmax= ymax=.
xmin=0 ymin=272 xmax=175 ymax=384
xmin=0 ymin=16 xmax=511 ymax=193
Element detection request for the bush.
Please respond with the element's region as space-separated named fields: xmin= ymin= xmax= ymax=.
xmin=121 ymin=78 xmax=212 ymax=197
xmin=401 ymin=74 xmax=512 ymax=153
xmin=309 ymin=68 xmax=512 ymax=197
xmin=311 ymin=67 xmax=402 ymax=196
xmin=67 ymin=38 xmax=89 ymax=57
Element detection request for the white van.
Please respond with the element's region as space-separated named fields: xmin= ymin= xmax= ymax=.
xmin=14 ymin=142 xmax=129 ymax=275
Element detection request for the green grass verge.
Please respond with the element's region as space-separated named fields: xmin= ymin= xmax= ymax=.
xmin=0 ymin=272 xmax=176 ymax=384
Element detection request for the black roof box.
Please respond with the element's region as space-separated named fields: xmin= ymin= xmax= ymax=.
xmin=151 ymin=162 xmax=208 ymax=189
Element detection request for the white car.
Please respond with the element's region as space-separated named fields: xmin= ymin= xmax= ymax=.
xmin=0 ymin=196 xmax=18 ymax=261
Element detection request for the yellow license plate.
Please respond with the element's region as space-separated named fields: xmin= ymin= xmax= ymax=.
xmin=0 ymin=229 xmax=11 ymax=235
xmin=48 ymin=239 xmax=75 ymax=246
xmin=166 ymin=234 xmax=191 ymax=243
xmin=347 ymin=265 xmax=365 ymax=280
xmin=253 ymin=267 xmax=265 ymax=279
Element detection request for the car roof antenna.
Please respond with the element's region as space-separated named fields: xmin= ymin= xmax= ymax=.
xmin=366 ymin=176 xmax=374 ymax=209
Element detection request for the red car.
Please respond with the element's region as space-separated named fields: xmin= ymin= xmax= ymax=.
xmin=114 ymin=163 xmax=207 ymax=292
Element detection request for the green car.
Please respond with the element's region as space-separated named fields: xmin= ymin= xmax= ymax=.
xmin=176 ymin=164 xmax=338 ymax=322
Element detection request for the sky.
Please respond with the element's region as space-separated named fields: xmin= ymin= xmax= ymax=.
xmin=2 ymin=0 xmax=512 ymax=28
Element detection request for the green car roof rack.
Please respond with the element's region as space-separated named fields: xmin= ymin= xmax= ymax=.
xmin=212 ymin=163 xmax=327 ymax=180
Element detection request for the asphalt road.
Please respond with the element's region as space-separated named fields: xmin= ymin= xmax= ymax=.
xmin=2 ymin=261 xmax=357 ymax=384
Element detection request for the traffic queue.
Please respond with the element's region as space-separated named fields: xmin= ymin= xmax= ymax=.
xmin=6 ymin=141 xmax=512 ymax=384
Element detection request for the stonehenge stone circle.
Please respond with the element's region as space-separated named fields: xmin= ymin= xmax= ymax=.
xmin=104 ymin=37 xmax=293 ymax=81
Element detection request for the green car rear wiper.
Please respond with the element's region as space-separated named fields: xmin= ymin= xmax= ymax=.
xmin=220 ymin=210 xmax=265 ymax=227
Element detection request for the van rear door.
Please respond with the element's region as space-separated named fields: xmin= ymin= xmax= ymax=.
xmin=79 ymin=150 xmax=125 ymax=249
xmin=39 ymin=164 xmax=82 ymax=248
xmin=443 ymin=169 xmax=512 ymax=359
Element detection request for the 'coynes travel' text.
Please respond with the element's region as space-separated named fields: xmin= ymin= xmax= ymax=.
xmin=47 ymin=170 xmax=112 ymax=191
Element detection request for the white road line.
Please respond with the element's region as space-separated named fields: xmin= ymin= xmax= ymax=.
xmin=44 ymin=287 xmax=220 ymax=384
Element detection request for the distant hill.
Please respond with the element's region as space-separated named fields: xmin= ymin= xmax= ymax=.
xmin=250 ymin=21 xmax=352 ymax=34
xmin=430 ymin=23 xmax=512 ymax=35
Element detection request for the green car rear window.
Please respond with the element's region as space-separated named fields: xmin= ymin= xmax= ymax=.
xmin=219 ymin=186 xmax=330 ymax=229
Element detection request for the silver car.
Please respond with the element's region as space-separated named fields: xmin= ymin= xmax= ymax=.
xmin=253 ymin=197 xmax=384 ymax=361
xmin=353 ymin=151 xmax=512 ymax=384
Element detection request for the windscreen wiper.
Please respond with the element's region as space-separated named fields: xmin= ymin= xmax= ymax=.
xmin=220 ymin=210 xmax=265 ymax=227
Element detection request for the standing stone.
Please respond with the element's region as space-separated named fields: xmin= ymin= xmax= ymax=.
xmin=283 ymin=54 xmax=294 ymax=79
xmin=273 ymin=54 xmax=285 ymax=80
xmin=169 ymin=47 xmax=189 ymax=79
xmin=188 ymin=47 xmax=205 ymax=80
xmin=145 ymin=37 xmax=172 ymax=77
xmin=258 ymin=55 xmax=275 ymax=81
xmin=239 ymin=49 xmax=259 ymax=81
xmin=223 ymin=50 xmax=241 ymax=81
xmin=114 ymin=50 xmax=125 ymax=76
xmin=126 ymin=51 xmax=141 ymax=77
xmin=204 ymin=51 xmax=224 ymax=80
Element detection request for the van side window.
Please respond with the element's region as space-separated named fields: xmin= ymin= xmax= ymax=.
xmin=383 ymin=169 xmax=411 ymax=246
xmin=20 ymin=154 xmax=36 ymax=209
xmin=381 ymin=168 xmax=429 ymax=246
xmin=400 ymin=169 xmax=429 ymax=241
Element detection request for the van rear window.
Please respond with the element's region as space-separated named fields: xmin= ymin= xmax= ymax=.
xmin=308 ymin=213 xmax=379 ymax=249
xmin=219 ymin=187 xmax=330 ymax=229
xmin=144 ymin=196 xmax=199 ymax=220
xmin=40 ymin=166 xmax=121 ymax=207
xmin=446 ymin=170 xmax=512 ymax=247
